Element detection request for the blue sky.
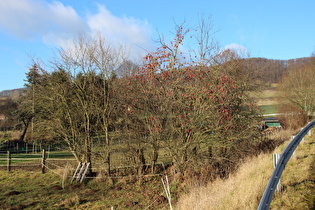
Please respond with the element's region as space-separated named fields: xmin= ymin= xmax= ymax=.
xmin=0 ymin=0 xmax=314 ymax=91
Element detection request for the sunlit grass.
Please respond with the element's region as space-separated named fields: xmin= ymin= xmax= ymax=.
xmin=175 ymin=152 xmax=273 ymax=209
xmin=270 ymin=135 xmax=315 ymax=209
xmin=0 ymin=168 xmax=167 ymax=209
xmin=175 ymin=130 xmax=315 ymax=209
xmin=260 ymin=104 xmax=278 ymax=115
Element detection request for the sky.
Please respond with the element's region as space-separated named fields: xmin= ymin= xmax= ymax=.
xmin=0 ymin=0 xmax=314 ymax=91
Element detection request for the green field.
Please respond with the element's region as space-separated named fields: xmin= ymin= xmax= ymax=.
xmin=0 ymin=151 xmax=74 ymax=166
xmin=259 ymin=105 xmax=278 ymax=115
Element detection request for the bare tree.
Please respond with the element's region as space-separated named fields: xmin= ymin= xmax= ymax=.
xmin=193 ymin=15 xmax=220 ymax=66
xmin=20 ymin=33 xmax=127 ymax=175
xmin=278 ymin=60 xmax=315 ymax=121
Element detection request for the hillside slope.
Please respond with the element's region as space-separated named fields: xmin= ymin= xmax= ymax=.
xmin=175 ymin=129 xmax=315 ymax=209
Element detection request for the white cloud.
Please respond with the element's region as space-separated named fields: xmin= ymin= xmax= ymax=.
xmin=0 ymin=0 xmax=153 ymax=60
xmin=0 ymin=0 xmax=89 ymax=45
xmin=224 ymin=43 xmax=246 ymax=52
xmin=223 ymin=43 xmax=249 ymax=57
xmin=87 ymin=5 xmax=153 ymax=59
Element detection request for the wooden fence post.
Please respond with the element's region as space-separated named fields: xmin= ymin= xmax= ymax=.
xmin=7 ymin=151 xmax=11 ymax=172
xmin=41 ymin=149 xmax=46 ymax=174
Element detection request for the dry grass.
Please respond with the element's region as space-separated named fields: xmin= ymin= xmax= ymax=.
xmin=175 ymin=152 xmax=273 ymax=210
xmin=175 ymin=129 xmax=314 ymax=210
xmin=54 ymin=195 xmax=80 ymax=208
xmin=256 ymin=98 xmax=278 ymax=106
xmin=270 ymin=133 xmax=315 ymax=209
xmin=255 ymin=89 xmax=279 ymax=106
xmin=271 ymin=129 xmax=294 ymax=145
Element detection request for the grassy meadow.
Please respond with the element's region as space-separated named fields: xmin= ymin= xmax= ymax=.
xmin=0 ymin=170 xmax=169 ymax=209
xmin=255 ymin=85 xmax=279 ymax=115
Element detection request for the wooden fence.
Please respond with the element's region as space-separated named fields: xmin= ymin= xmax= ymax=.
xmin=0 ymin=149 xmax=76 ymax=173
xmin=0 ymin=149 xmax=167 ymax=182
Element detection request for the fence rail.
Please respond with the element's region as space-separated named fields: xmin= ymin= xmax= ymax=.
xmin=258 ymin=119 xmax=315 ymax=210
xmin=0 ymin=150 xmax=167 ymax=182
xmin=0 ymin=149 xmax=77 ymax=173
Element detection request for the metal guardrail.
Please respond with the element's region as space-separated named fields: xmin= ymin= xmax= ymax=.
xmin=258 ymin=120 xmax=315 ymax=210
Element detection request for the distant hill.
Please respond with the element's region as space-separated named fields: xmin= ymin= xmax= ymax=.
xmin=244 ymin=56 xmax=313 ymax=85
xmin=0 ymin=88 xmax=26 ymax=98
xmin=0 ymin=56 xmax=311 ymax=98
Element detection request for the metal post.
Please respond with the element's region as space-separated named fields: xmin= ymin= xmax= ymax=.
xmin=273 ymin=153 xmax=282 ymax=192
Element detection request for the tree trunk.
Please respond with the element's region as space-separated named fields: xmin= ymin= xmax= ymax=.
xmin=105 ymin=125 xmax=111 ymax=177
xmin=137 ymin=148 xmax=146 ymax=176
xmin=106 ymin=152 xmax=111 ymax=177
xmin=19 ymin=120 xmax=30 ymax=142
xmin=208 ymin=146 xmax=213 ymax=158
xmin=85 ymin=136 xmax=92 ymax=176
xmin=19 ymin=126 xmax=28 ymax=142
xmin=151 ymin=148 xmax=158 ymax=174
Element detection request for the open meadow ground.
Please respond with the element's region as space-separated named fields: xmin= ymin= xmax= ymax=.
xmin=255 ymin=85 xmax=280 ymax=116
xmin=0 ymin=169 xmax=171 ymax=209
xmin=256 ymin=89 xmax=279 ymax=106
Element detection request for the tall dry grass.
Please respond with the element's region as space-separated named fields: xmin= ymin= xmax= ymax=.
xmin=175 ymin=152 xmax=273 ymax=210
xmin=175 ymin=129 xmax=295 ymax=210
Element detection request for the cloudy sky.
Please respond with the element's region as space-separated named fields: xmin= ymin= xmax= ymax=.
xmin=0 ymin=0 xmax=314 ymax=91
